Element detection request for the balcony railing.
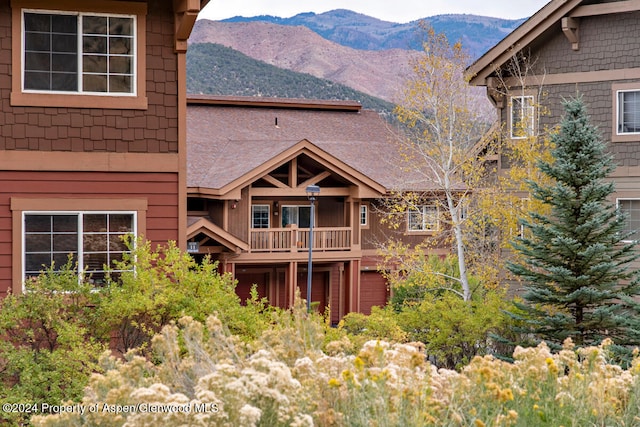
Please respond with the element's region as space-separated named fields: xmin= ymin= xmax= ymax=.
xmin=250 ymin=226 xmax=351 ymax=252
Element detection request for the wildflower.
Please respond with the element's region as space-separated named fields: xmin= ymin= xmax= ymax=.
xmin=474 ymin=419 xmax=486 ymax=427
xmin=498 ymin=388 xmax=514 ymax=402
xmin=507 ymin=410 xmax=518 ymax=421
xmin=328 ymin=378 xmax=341 ymax=388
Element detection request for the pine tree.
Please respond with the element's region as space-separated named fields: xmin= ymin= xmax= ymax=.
xmin=507 ymin=97 xmax=640 ymax=350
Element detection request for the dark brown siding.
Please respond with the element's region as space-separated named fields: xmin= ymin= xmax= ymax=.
xmin=0 ymin=170 xmax=179 ymax=297
xmin=317 ymin=198 xmax=345 ymax=227
xmin=0 ymin=0 xmax=178 ymax=153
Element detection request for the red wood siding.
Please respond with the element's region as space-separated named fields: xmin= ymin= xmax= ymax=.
xmin=0 ymin=170 xmax=179 ymax=297
xmin=360 ymin=271 xmax=389 ymax=315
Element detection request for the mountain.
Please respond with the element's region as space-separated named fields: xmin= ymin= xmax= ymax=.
xmin=218 ymin=9 xmax=525 ymax=59
xmin=189 ymin=20 xmax=419 ymax=103
xmin=186 ymin=43 xmax=396 ymax=114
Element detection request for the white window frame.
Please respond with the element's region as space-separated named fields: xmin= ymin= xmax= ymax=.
xmin=22 ymin=211 xmax=137 ymax=285
xmin=617 ymin=198 xmax=640 ymax=242
xmin=251 ymin=204 xmax=270 ymax=229
xmin=360 ymin=204 xmax=368 ymax=227
xmin=616 ymin=90 xmax=640 ymax=135
xmin=407 ymin=205 xmax=439 ymax=232
xmin=510 ymin=95 xmax=535 ymax=139
xmin=21 ymin=9 xmax=137 ymax=96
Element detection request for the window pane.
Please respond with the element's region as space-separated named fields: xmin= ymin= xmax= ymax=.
xmin=84 ymin=252 xmax=107 ymax=271
xmin=83 ymin=35 xmax=107 ymax=54
xmin=51 ymin=72 xmax=77 ymax=91
xmin=83 ymin=55 xmax=107 ymax=73
xmin=25 ymin=253 xmax=52 ymax=272
xmin=620 ymin=91 xmax=640 ymax=133
xmin=83 ymin=16 xmax=107 ymax=35
xmin=299 ymin=207 xmax=311 ymax=228
xmin=25 ymin=234 xmax=51 ymax=252
xmin=24 ymin=13 xmax=51 ymax=32
xmin=25 ymin=52 xmax=51 ymax=71
xmin=53 ymin=233 xmax=78 ymax=252
xmin=108 ymin=75 xmax=132 ymax=93
xmin=252 ymin=205 xmax=270 ymax=228
xmin=25 ymin=33 xmax=50 ymax=52
xmin=51 ymin=15 xmax=77 ymax=34
xmin=84 ymin=214 xmax=107 ymax=232
xmin=52 ymin=53 xmax=78 ymax=72
xmin=53 ymin=215 xmax=77 ymax=232
xmin=84 ymin=234 xmax=108 ymax=252
xmin=109 ymin=56 xmax=131 ymax=74
xmin=621 ymin=199 xmax=640 ymax=240
xmin=83 ymin=74 xmax=107 ymax=92
xmin=109 ymin=214 xmax=133 ymax=232
xmin=25 ymin=215 xmax=51 ymax=232
xmin=110 ymin=17 xmax=133 ymax=36
xmin=109 ymin=235 xmax=128 ymax=251
xmin=109 ymin=37 xmax=131 ymax=55
xmin=52 ymin=33 xmax=77 ymax=53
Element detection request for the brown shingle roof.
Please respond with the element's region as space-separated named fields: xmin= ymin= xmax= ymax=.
xmin=187 ymin=96 xmax=407 ymax=191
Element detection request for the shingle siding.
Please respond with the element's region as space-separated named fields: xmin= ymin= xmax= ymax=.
xmin=0 ymin=0 xmax=179 ymax=154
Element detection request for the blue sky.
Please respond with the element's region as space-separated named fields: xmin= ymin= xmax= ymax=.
xmin=200 ymin=0 xmax=550 ymax=22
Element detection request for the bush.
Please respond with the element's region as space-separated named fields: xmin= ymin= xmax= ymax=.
xmin=98 ymin=238 xmax=272 ymax=353
xmin=0 ymin=261 xmax=106 ymax=426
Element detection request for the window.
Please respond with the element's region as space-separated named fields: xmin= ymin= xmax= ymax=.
xmin=11 ymin=1 xmax=147 ymax=109
xmin=618 ymin=199 xmax=640 ymax=242
xmin=24 ymin=212 xmax=135 ymax=285
xmin=360 ymin=204 xmax=368 ymax=226
xmin=282 ymin=206 xmax=311 ymax=228
xmin=251 ymin=205 xmax=270 ymax=229
xmin=23 ymin=10 xmax=135 ymax=94
xmin=617 ymin=90 xmax=640 ymax=134
xmin=510 ymin=95 xmax=534 ymax=139
xmin=407 ymin=205 xmax=438 ymax=232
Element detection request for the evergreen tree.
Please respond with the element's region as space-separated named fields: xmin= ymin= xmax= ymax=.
xmin=507 ymin=97 xmax=640 ymax=351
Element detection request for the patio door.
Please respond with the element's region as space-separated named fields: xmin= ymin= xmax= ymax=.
xmin=281 ymin=206 xmax=311 ymax=227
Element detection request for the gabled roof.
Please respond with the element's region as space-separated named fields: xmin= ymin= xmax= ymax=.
xmin=468 ymin=0 xmax=583 ymax=86
xmin=186 ymin=216 xmax=249 ymax=253
xmin=187 ymin=96 xmax=408 ymax=198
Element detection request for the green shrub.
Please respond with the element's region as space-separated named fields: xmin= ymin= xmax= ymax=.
xmin=0 ymin=261 xmax=105 ymax=426
xmin=98 ymin=238 xmax=272 ymax=353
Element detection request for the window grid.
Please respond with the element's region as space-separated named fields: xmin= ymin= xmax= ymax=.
xmin=618 ymin=199 xmax=640 ymax=242
xmin=360 ymin=204 xmax=368 ymax=226
xmin=24 ymin=212 xmax=135 ymax=285
xmin=23 ymin=10 xmax=135 ymax=94
xmin=510 ymin=95 xmax=535 ymax=139
xmin=251 ymin=205 xmax=270 ymax=229
xmin=407 ymin=205 xmax=438 ymax=232
xmin=618 ymin=90 xmax=640 ymax=134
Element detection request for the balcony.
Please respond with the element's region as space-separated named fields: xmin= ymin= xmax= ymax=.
xmin=250 ymin=225 xmax=351 ymax=253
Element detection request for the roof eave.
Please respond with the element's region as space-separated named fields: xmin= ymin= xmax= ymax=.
xmin=467 ymin=0 xmax=582 ymax=86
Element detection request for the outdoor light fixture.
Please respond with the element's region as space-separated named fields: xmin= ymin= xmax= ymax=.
xmin=305 ymin=184 xmax=320 ymax=312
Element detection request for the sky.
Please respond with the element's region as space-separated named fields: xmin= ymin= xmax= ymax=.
xmin=199 ymin=0 xmax=551 ymax=23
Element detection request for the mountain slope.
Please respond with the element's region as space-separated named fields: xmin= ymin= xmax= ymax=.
xmin=220 ymin=9 xmax=525 ymax=58
xmin=186 ymin=43 xmax=396 ymax=113
xmin=189 ymin=20 xmax=418 ymax=103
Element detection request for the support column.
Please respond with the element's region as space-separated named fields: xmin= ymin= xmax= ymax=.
xmin=286 ymin=261 xmax=298 ymax=308
xmin=347 ymin=259 xmax=361 ymax=313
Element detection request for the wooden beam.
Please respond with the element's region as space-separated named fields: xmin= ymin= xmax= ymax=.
xmin=174 ymin=0 xmax=201 ymax=52
xmin=298 ymin=171 xmax=331 ymax=188
xmin=262 ymin=174 xmax=290 ymax=189
xmin=251 ymin=187 xmax=352 ymax=197
xmin=562 ymin=17 xmax=579 ymax=51
xmin=570 ymin=0 xmax=640 ymax=17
